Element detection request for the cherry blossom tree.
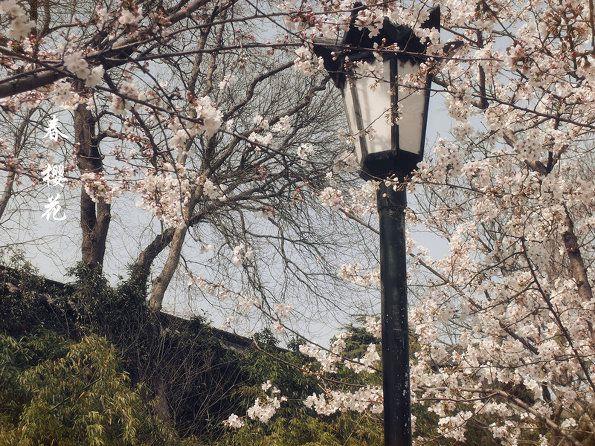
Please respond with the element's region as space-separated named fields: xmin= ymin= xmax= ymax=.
xmin=260 ymin=0 xmax=592 ymax=444
xmin=1 ymin=0 xmax=594 ymax=444
xmin=0 ymin=0 xmax=367 ymax=318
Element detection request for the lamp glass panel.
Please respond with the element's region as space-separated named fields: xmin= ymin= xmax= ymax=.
xmin=396 ymin=60 xmax=426 ymax=155
xmin=342 ymin=59 xmax=392 ymax=162
xmin=342 ymin=83 xmax=364 ymax=164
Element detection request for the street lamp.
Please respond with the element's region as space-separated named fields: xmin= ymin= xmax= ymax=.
xmin=314 ymin=6 xmax=439 ymax=446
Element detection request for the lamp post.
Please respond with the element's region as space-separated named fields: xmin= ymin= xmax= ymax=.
xmin=314 ymin=7 xmax=438 ymax=446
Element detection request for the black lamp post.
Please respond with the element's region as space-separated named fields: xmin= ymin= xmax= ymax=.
xmin=314 ymin=7 xmax=439 ymax=446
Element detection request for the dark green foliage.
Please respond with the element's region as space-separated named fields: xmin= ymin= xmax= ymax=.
xmin=0 ymin=332 xmax=186 ymax=446
xmin=0 ymin=330 xmax=69 ymax=430
xmin=218 ymin=412 xmax=383 ymax=446
xmin=0 ymin=260 xmax=252 ymax=443
xmin=0 ymin=262 xmax=75 ymax=338
xmin=239 ymin=330 xmax=318 ymax=403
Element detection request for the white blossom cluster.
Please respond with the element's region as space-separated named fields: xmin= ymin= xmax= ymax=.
xmin=291 ymin=144 xmax=310 ymax=162
xmin=247 ymin=114 xmax=292 ymax=150
xmin=118 ymin=7 xmax=140 ymax=26
xmin=293 ymin=46 xmax=324 ymax=75
xmin=0 ymin=0 xmax=34 ymax=40
xmin=332 ymin=150 xmax=359 ymax=173
xmin=337 ymin=263 xmax=379 ymax=287
xmin=363 ymin=316 xmax=381 ymax=339
xmin=344 ymin=343 xmax=380 ymax=374
xmin=63 ymin=52 xmax=104 ymax=88
xmin=225 ymin=381 xmax=287 ymax=428
xmin=318 ymin=186 xmax=343 ymax=209
xmin=81 ymin=172 xmax=121 ymax=204
xmin=318 ymin=181 xmax=378 ymax=217
xmin=299 ymin=332 xmax=349 ymax=373
xmin=194 ymin=96 xmax=223 ymax=137
xmin=202 ymin=178 xmax=227 ymax=201
xmin=231 ymin=243 xmax=254 ymax=267
xmin=168 ymin=96 xmax=222 ymax=146
xmin=273 ymin=303 xmax=292 ymax=318
xmin=109 ymin=82 xmax=145 ymax=115
xmin=304 ymin=385 xmax=383 ymax=415
xmin=51 ymin=80 xmax=83 ymax=110
xmin=299 ymin=329 xmax=379 ymax=375
xmin=135 ymin=169 xmax=190 ymax=227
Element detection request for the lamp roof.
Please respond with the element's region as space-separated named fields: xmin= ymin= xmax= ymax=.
xmin=314 ymin=6 xmax=440 ymax=89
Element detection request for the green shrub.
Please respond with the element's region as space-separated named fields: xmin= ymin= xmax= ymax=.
xmin=0 ymin=331 xmax=187 ymax=446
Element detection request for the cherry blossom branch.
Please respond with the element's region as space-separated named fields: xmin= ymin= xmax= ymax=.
xmin=425 ymin=386 xmax=583 ymax=446
xmin=520 ymin=237 xmax=595 ymax=393
xmin=0 ymin=0 xmax=212 ymax=99
xmin=561 ymin=207 xmax=595 ymax=342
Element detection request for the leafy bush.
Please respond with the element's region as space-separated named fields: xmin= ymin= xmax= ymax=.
xmin=0 ymin=331 xmax=186 ymax=446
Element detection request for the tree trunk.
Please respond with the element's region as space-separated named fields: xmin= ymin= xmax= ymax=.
xmin=562 ymin=209 xmax=595 ymax=344
xmin=74 ymin=101 xmax=110 ymax=271
xmin=129 ymin=228 xmax=175 ymax=289
xmin=148 ymin=224 xmax=188 ymax=311
xmin=152 ymin=379 xmax=173 ymax=425
xmin=562 ymin=209 xmax=594 ymax=303
xmin=0 ymin=110 xmax=35 ymax=223
xmin=147 ymin=186 xmax=202 ymax=310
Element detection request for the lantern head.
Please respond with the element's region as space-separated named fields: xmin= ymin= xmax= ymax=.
xmin=314 ymin=6 xmax=439 ymax=179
